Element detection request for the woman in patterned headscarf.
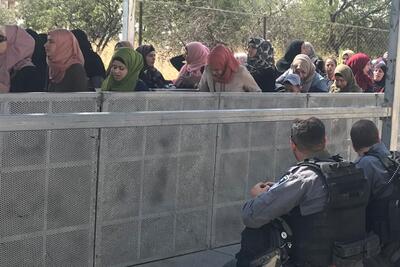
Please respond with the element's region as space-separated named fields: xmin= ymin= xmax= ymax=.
xmin=246 ymin=37 xmax=277 ymax=92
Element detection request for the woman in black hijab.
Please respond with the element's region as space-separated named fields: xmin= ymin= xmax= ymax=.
xmin=136 ymin=44 xmax=168 ymax=88
xmin=25 ymin=29 xmax=47 ymax=91
xmin=276 ymin=40 xmax=305 ymax=75
xmin=71 ymin=29 xmax=106 ymax=90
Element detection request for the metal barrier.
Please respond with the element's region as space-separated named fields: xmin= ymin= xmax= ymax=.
xmin=0 ymin=92 xmax=389 ymax=266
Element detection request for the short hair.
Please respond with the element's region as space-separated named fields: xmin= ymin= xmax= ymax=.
xmin=291 ymin=117 xmax=326 ymax=152
xmin=350 ymin=120 xmax=379 ymax=151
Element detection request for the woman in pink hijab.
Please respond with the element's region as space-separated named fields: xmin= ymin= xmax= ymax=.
xmin=0 ymin=25 xmax=42 ymax=92
xmin=172 ymin=42 xmax=209 ymax=88
xmin=45 ymin=29 xmax=88 ymax=92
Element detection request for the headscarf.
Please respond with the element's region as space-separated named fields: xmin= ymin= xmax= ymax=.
xmin=341 ymin=49 xmax=355 ymax=64
xmin=291 ymin=54 xmax=315 ymax=92
xmin=174 ymin=41 xmax=209 ymax=85
xmin=0 ymin=25 xmax=35 ymax=92
xmin=71 ymin=29 xmax=105 ymax=78
xmin=101 ymin=47 xmax=143 ymax=91
xmin=136 ymin=44 xmax=167 ymax=88
xmin=303 ymin=42 xmax=317 ymax=61
xmin=372 ymin=60 xmax=386 ymax=92
xmin=115 ymin=41 xmax=133 ymax=49
xmin=208 ymin=44 xmax=240 ymax=84
xmin=26 ymin=29 xmax=48 ymax=90
xmin=276 ymin=40 xmax=304 ymax=73
xmin=47 ymin=29 xmax=84 ymax=83
xmin=136 ymin=44 xmax=155 ymax=68
xmin=347 ymin=53 xmax=373 ymax=92
xmin=246 ymin=37 xmax=275 ymax=74
xmin=330 ymin=64 xmax=362 ymax=93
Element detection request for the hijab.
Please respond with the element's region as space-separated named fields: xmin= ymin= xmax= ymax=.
xmin=246 ymin=37 xmax=275 ymax=74
xmin=0 ymin=25 xmax=35 ymax=92
xmin=303 ymin=42 xmax=317 ymax=61
xmin=342 ymin=49 xmax=355 ymax=64
xmin=47 ymin=29 xmax=84 ymax=84
xmin=347 ymin=53 xmax=373 ymax=92
xmin=115 ymin=41 xmax=133 ymax=49
xmin=208 ymin=44 xmax=240 ymax=84
xmin=291 ymin=54 xmax=315 ymax=92
xmin=330 ymin=64 xmax=362 ymax=93
xmin=136 ymin=44 xmax=155 ymax=68
xmin=101 ymin=47 xmax=143 ymax=91
xmin=372 ymin=60 xmax=386 ymax=92
xmin=276 ymin=40 xmax=304 ymax=73
xmin=174 ymin=41 xmax=209 ymax=85
xmin=136 ymin=44 xmax=167 ymax=88
xmin=71 ymin=29 xmax=105 ymax=78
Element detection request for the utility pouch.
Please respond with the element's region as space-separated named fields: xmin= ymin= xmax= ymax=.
xmin=333 ymin=233 xmax=380 ymax=265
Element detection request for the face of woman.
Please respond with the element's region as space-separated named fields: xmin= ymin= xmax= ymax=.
xmin=0 ymin=35 xmax=7 ymax=54
xmin=363 ymin=61 xmax=372 ymax=76
xmin=325 ymin=59 xmax=336 ymax=78
xmin=210 ymin=67 xmax=223 ymax=80
xmin=300 ymin=43 xmax=307 ymax=54
xmin=335 ymin=75 xmax=348 ymax=89
xmin=146 ymin=51 xmax=156 ymax=67
xmin=248 ymin=46 xmax=257 ymax=58
xmin=294 ymin=66 xmax=307 ymax=81
xmin=44 ymin=35 xmax=57 ymax=60
xmin=342 ymin=54 xmax=349 ymax=64
xmin=111 ymin=60 xmax=128 ymax=81
xmin=373 ymin=67 xmax=385 ymax=82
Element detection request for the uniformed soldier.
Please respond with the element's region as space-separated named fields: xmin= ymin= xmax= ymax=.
xmin=350 ymin=120 xmax=400 ymax=267
xmin=232 ymin=117 xmax=375 ymax=267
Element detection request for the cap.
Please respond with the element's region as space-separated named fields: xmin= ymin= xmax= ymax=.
xmin=283 ymin=73 xmax=301 ymax=86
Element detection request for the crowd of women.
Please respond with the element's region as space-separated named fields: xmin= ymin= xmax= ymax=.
xmin=0 ymin=25 xmax=387 ymax=93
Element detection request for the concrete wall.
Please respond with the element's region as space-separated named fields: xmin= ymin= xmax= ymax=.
xmin=0 ymin=92 xmax=383 ymax=266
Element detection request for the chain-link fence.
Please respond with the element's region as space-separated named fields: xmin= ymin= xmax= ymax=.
xmin=140 ymin=0 xmax=389 ymax=59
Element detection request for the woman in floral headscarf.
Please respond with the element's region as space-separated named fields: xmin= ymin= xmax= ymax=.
xmin=45 ymin=29 xmax=88 ymax=92
xmin=0 ymin=25 xmax=42 ymax=92
xmin=246 ymin=37 xmax=277 ymax=92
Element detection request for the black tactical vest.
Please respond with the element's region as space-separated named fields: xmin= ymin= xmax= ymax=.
xmin=364 ymin=151 xmax=400 ymax=245
xmin=286 ymin=157 xmax=376 ymax=266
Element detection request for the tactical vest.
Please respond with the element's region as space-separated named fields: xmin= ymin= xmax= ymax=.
xmin=286 ymin=157 xmax=378 ymax=267
xmin=364 ymin=151 xmax=400 ymax=245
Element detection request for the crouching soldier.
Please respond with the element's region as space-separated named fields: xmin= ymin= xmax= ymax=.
xmin=228 ymin=117 xmax=378 ymax=267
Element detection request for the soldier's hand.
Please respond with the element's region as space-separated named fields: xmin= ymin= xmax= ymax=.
xmin=250 ymin=182 xmax=270 ymax=197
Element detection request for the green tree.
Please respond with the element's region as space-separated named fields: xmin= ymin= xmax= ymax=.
xmin=141 ymin=0 xmax=296 ymax=54
xmin=295 ymin=0 xmax=391 ymax=55
xmin=0 ymin=7 xmax=17 ymax=25
xmin=18 ymin=0 xmax=123 ymax=52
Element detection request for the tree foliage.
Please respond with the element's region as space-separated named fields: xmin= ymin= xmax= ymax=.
xmin=0 ymin=7 xmax=17 ymax=25
xmin=18 ymin=0 xmax=123 ymax=52
xmin=140 ymin=0 xmax=390 ymax=57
